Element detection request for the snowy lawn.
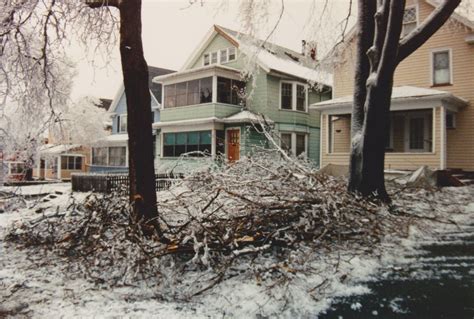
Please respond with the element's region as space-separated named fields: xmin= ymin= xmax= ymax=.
xmin=1 ymin=162 xmax=473 ymax=318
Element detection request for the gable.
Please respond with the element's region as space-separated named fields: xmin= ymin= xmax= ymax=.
xmin=189 ymin=33 xmax=241 ymax=70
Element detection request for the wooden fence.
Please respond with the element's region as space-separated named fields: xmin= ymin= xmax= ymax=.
xmin=71 ymin=173 xmax=184 ymax=193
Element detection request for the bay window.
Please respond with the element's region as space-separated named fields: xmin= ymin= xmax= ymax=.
xmin=280 ymin=81 xmax=307 ymax=112
xmin=280 ymin=132 xmax=307 ymax=157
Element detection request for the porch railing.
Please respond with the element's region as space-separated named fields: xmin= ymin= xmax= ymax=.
xmin=71 ymin=173 xmax=184 ymax=193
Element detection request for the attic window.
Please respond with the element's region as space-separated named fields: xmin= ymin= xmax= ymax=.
xmin=285 ymin=52 xmax=299 ymax=62
xmin=211 ymin=52 xmax=218 ymax=64
xmin=203 ymin=47 xmax=236 ymax=66
xmin=220 ymin=49 xmax=228 ymax=63
xmin=402 ymin=6 xmax=417 ymax=37
xmin=228 ymin=47 xmax=236 ymax=61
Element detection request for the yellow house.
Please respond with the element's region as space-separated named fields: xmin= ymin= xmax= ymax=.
xmin=311 ymin=0 xmax=474 ymax=172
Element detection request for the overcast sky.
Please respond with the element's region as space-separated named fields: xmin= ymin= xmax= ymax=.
xmin=70 ymin=0 xmax=354 ymax=100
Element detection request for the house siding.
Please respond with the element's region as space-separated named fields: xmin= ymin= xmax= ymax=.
xmin=331 ymin=0 xmax=474 ymax=170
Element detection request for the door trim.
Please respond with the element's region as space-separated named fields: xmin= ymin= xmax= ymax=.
xmin=225 ymin=126 xmax=241 ymax=161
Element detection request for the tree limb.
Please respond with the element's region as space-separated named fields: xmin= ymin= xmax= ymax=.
xmin=397 ymin=0 xmax=461 ymax=63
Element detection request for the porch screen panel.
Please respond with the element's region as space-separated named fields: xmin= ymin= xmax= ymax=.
xmin=409 ymin=118 xmax=425 ymax=150
xmin=162 ymin=131 xmax=212 ymax=157
xmin=216 ymin=130 xmax=225 ymax=155
xmin=199 ymin=131 xmax=212 ymax=155
xmin=200 ymin=77 xmax=213 ymax=103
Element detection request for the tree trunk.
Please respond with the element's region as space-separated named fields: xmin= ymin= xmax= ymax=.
xmin=118 ymin=1 xmax=159 ymax=230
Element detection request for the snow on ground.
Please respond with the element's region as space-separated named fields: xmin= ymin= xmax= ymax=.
xmin=0 ymin=184 xmax=473 ymax=318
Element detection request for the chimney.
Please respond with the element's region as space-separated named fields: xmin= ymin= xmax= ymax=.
xmin=302 ymin=40 xmax=317 ymax=61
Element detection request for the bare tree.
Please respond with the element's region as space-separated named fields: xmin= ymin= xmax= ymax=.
xmin=348 ymin=0 xmax=462 ymax=202
xmin=1 ymin=1 xmax=159 ymax=230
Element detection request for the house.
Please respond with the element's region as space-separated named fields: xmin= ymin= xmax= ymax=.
xmin=151 ymin=25 xmax=332 ymax=171
xmin=89 ymin=66 xmax=175 ymax=173
xmin=33 ymin=98 xmax=113 ymax=181
xmin=311 ymin=0 xmax=474 ymax=172
xmin=34 ymin=144 xmax=90 ymax=180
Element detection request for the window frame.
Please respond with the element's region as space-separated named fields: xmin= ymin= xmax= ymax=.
xmin=108 ymin=146 xmax=127 ymax=167
xmin=401 ymin=5 xmax=418 ymax=37
xmin=118 ymin=114 xmax=127 ymax=133
xmin=431 ymin=48 xmax=453 ymax=86
xmin=279 ymin=132 xmax=308 ymax=158
xmin=279 ymin=81 xmax=308 ymax=112
xmin=60 ymin=155 xmax=83 ymax=170
xmin=202 ymin=47 xmax=237 ymax=66
xmin=163 ymin=77 xmax=213 ymax=108
xmin=404 ymin=112 xmax=433 ymax=153
xmin=162 ymin=130 xmax=213 ymax=158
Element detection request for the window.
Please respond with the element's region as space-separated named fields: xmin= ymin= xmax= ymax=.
xmin=296 ymin=134 xmax=306 ymax=156
xmin=446 ymin=113 xmax=456 ymax=129
xmin=281 ymin=83 xmax=293 ymax=110
xmin=61 ymin=156 xmax=82 ymax=170
xmin=163 ymin=131 xmax=212 ymax=157
xmin=217 ymin=77 xmax=246 ymax=106
xmin=280 ymin=132 xmax=307 ymax=157
xmin=151 ymin=111 xmax=155 ymax=123
xmin=281 ymin=133 xmax=292 ymax=153
xmin=432 ymin=50 xmax=451 ymax=85
xmin=402 ymin=6 xmax=417 ymax=37
xmin=211 ymin=52 xmax=218 ymax=64
xmin=281 ymin=82 xmax=307 ymax=111
xmin=296 ymin=85 xmax=306 ymax=111
xmin=10 ymin=163 xmax=25 ymax=174
xmin=228 ymin=47 xmax=236 ymax=61
xmin=109 ymin=147 xmax=126 ymax=166
xmin=118 ymin=115 xmax=127 ymax=133
xmin=220 ymin=49 xmax=228 ymax=63
xmin=203 ymin=48 xmax=236 ymax=66
xmin=164 ymin=77 xmax=213 ymax=108
xmin=92 ymin=147 xmax=107 ymax=165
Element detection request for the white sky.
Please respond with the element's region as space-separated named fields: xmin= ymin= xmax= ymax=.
xmin=70 ymin=0 xmax=354 ymax=100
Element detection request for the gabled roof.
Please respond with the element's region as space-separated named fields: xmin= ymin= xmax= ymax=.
xmin=108 ymin=66 xmax=175 ymax=113
xmin=180 ymin=25 xmax=332 ymax=87
xmin=337 ymin=0 xmax=474 ymax=48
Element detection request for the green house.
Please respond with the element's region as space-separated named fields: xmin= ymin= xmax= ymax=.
xmin=152 ymin=25 xmax=332 ymax=172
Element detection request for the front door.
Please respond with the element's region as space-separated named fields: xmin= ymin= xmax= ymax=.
xmin=227 ymin=129 xmax=240 ymax=161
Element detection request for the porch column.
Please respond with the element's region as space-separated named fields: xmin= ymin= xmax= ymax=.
xmin=57 ymin=156 xmax=61 ymax=180
xmin=440 ymin=106 xmax=447 ymax=169
xmin=212 ymin=75 xmax=217 ymax=103
xmin=211 ymin=129 xmax=216 ymax=159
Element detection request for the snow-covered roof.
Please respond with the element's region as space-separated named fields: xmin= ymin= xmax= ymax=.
xmin=178 ymin=25 xmax=332 ymax=87
xmin=311 ymin=86 xmax=468 ymax=112
xmin=223 ymin=110 xmax=274 ymax=124
xmin=40 ymin=144 xmax=82 ymax=155
xmin=94 ymin=134 xmax=128 ymax=146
